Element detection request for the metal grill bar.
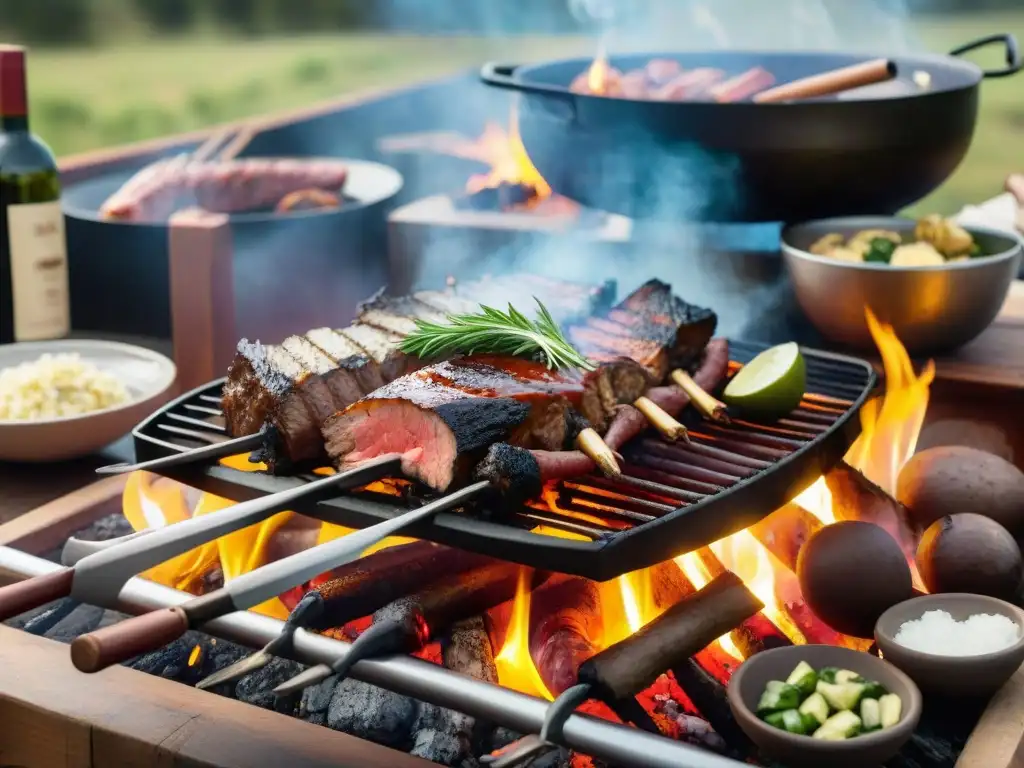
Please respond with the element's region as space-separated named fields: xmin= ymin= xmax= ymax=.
xmin=0 ymin=546 xmax=743 ymax=768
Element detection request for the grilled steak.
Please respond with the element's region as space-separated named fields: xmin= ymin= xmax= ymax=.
xmin=568 ymin=279 xmax=717 ymax=379
xmin=322 ymin=356 xmax=617 ymax=491
xmin=221 ymin=276 xmax=617 ymax=470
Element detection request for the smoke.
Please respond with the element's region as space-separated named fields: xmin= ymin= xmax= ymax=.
xmin=366 ymin=0 xmax=927 ymax=339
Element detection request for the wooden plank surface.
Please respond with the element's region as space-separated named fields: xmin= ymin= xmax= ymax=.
xmin=0 ymin=475 xmax=127 ymax=553
xmin=957 ymin=665 xmax=1024 ymax=768
xmin=932 ymin=280 xmax=1024 ymax=390
xmin=0 ymin=625 xmax=432 ymax=768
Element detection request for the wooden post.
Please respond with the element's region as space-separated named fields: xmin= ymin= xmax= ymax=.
xmin=168 ymin=208 xmax=236 ymax=394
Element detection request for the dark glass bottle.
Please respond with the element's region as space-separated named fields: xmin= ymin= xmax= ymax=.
xmin=0 ymin=44 xmax=69 ymax=344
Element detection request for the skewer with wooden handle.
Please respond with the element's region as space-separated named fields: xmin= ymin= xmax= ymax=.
xmin=271 ymin=561 xmax=529 ymax=695
xmin=71 ymin=479 xmax=493 ymax=673
xmin=0 ymin=455 xmax=399 ymax=624
xmin=483 ymin=571 xmax=763 ymax=768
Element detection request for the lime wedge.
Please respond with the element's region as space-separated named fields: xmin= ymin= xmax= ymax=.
xmin=723 ymin=342 xmax=806 ymax=419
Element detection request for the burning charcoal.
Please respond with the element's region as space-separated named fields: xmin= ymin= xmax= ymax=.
xmin=45 ymin=603 xmax=107 ymax=643
xmin=299 ymin=674 xmax=338 ymax=727
xmin=129 ymin=630 xmax=248 ymax=687
xmin=489 ymin=727 xmax=524 ymax=752
xmin=530 ymin=747 xmax=572 ymax=768
xmin=326 ymin=677 xmax=419 ymax=750
xmin=411 ymin=702 xmax=472 ymax=766
xmin=455 ymin=182 xmax=537 ymax=212
xmin=235 ymin=656 xmax=305 ymax=714
xmin=10 ymin=596 xmax=78 ymax=634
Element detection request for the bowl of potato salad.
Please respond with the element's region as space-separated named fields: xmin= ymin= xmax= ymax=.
xmin=0 ymin=339 xmax=176 ymax=462
xmin=782 ymin=215 xmax=1021 ymax=355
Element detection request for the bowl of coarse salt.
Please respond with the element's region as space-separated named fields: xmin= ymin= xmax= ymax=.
xmin=0 ymin=339 xmax=176 ymax=462
xmin=875 ymin=593 xmax=1024 ymax=698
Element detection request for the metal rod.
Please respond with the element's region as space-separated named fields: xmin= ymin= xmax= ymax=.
xmin=0 ymin=546 xmax=743 ymax=768
xmin=95 ymin=430 xmax=265 ymax=475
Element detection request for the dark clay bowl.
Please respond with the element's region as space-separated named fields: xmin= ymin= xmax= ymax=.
xmin=875 ymin=593 xmax=1024 ymax=698
xmin=728 ymin=644 xmax=921 ymax=768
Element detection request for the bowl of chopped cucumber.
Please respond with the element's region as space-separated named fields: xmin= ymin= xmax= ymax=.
xmin=728 ymin=644 xmax=922 ymax=768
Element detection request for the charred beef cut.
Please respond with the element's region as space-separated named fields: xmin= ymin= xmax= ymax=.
xmin=220 ymin=277 xmax=616 ymax=470
xmin=320 ymin=357 xmax=600 ymax=492
xmin=568 ymin=279 xmax=717 ymax=380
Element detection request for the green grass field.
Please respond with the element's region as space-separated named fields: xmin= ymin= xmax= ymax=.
xmin=27 ymin=11 xmax=1024 ymax=215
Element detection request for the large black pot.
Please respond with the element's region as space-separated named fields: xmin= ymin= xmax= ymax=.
xmin=480 ymin=35 xmax=1020 ymax=222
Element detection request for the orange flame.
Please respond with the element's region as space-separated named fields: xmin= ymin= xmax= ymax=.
xmin=465 ymin=110 xmax=551 ymax=201
xmin=494 ymin=569 xmax=553 ymax=701
xmin=796 ymin=308 xmax=934 ymax=524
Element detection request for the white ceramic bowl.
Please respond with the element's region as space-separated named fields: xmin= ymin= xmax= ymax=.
xmin=0 ymin=339 xmax=176 ymax=462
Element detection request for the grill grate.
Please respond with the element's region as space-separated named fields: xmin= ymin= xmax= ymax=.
xmin=132 ymin=340 xmax=876 ymax=580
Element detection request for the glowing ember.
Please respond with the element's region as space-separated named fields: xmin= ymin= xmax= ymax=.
xmin=494 ymin=568 xmax=553 ymax=701
xmin=187 ymin=644 xmax=202 ymax=667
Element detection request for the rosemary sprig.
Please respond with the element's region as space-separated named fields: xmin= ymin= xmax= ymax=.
xmin=400 ymin=299 xmax=595 ymax=371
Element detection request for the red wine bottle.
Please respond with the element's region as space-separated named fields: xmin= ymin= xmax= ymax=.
xmin=0 ymin=44 xmax=70 ymax=345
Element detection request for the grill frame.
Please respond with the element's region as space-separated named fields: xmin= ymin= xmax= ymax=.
xmin=132 ymin=340 xmax=876 ymax=580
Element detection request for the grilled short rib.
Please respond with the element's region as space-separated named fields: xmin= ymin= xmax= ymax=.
xmin=221 ymin=277 xmax=616 ymax=470
xmin=568 ymin=279 xmax=717 ymax=380
xmin=321 ymin=355 xmax=647 ymax=492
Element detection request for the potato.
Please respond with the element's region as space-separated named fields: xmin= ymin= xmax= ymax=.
xmin=889 ymin=242 xmax=945 ymax=267
xmin=897 ymin=446 xmax=1024 ymax=536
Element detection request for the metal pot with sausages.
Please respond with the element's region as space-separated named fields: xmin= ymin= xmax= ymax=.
xmin=480 ymin=34 xmax=1021 ymax=222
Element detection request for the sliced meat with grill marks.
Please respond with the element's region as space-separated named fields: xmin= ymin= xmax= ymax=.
xmin=568 ymin=279 xmax=717 ymax=378
xmin=323 ymin=362 xmax=548 ymax=492
xmin=412 ymin=290 xmax=481 ymax=318
xmin=356 ymin=291 xmax=452 ymax=337
xmin=338 ymin=324 xmax=412 ymax=383
xmin=322 ymin=355 xmax=654 ymax=492
xmin=221 ymin=340 xmax=326 ymax=466
xmin=303 ymin=328 xmax=378 ymax=403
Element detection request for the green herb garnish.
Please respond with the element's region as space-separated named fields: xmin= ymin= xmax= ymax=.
xmin=863 ymin=237 xmax=897 ymax=263
xmin=400 ymin=299 xmax=595 ymax=371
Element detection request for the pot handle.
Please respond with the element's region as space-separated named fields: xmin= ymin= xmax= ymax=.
xmin=949 ymin=33 xmax=1021 ymax=78
xmin=480 ymin=62 xmax=577 ymax=102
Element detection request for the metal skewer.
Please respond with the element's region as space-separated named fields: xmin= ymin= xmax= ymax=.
xmin=94 ymin=430 xmax=266 ymax=475
xmin=0 ymin=455 xmax=399 ymax=624
xmin=482 ymin=683 xmax=592 ymax=768
xmin=71 ymin=479 xmax=493 ymax=673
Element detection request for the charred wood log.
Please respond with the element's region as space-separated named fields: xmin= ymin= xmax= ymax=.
xmin=411 ymin=617 xmax=499 ymax=766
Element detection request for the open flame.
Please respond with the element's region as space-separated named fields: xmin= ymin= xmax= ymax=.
xmin=587 ymin=49 xmax=612 ymax=95
xmin=796 ymin=308 xmax=934 ymax=523
xmin=494 ymin=568 xmax=554 ymax=701
xmin=464 ymin=111 xmax=552 ymax=203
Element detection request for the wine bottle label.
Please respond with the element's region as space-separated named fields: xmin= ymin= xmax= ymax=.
xmin=7 ymin=200 xmax=70 ymax=341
